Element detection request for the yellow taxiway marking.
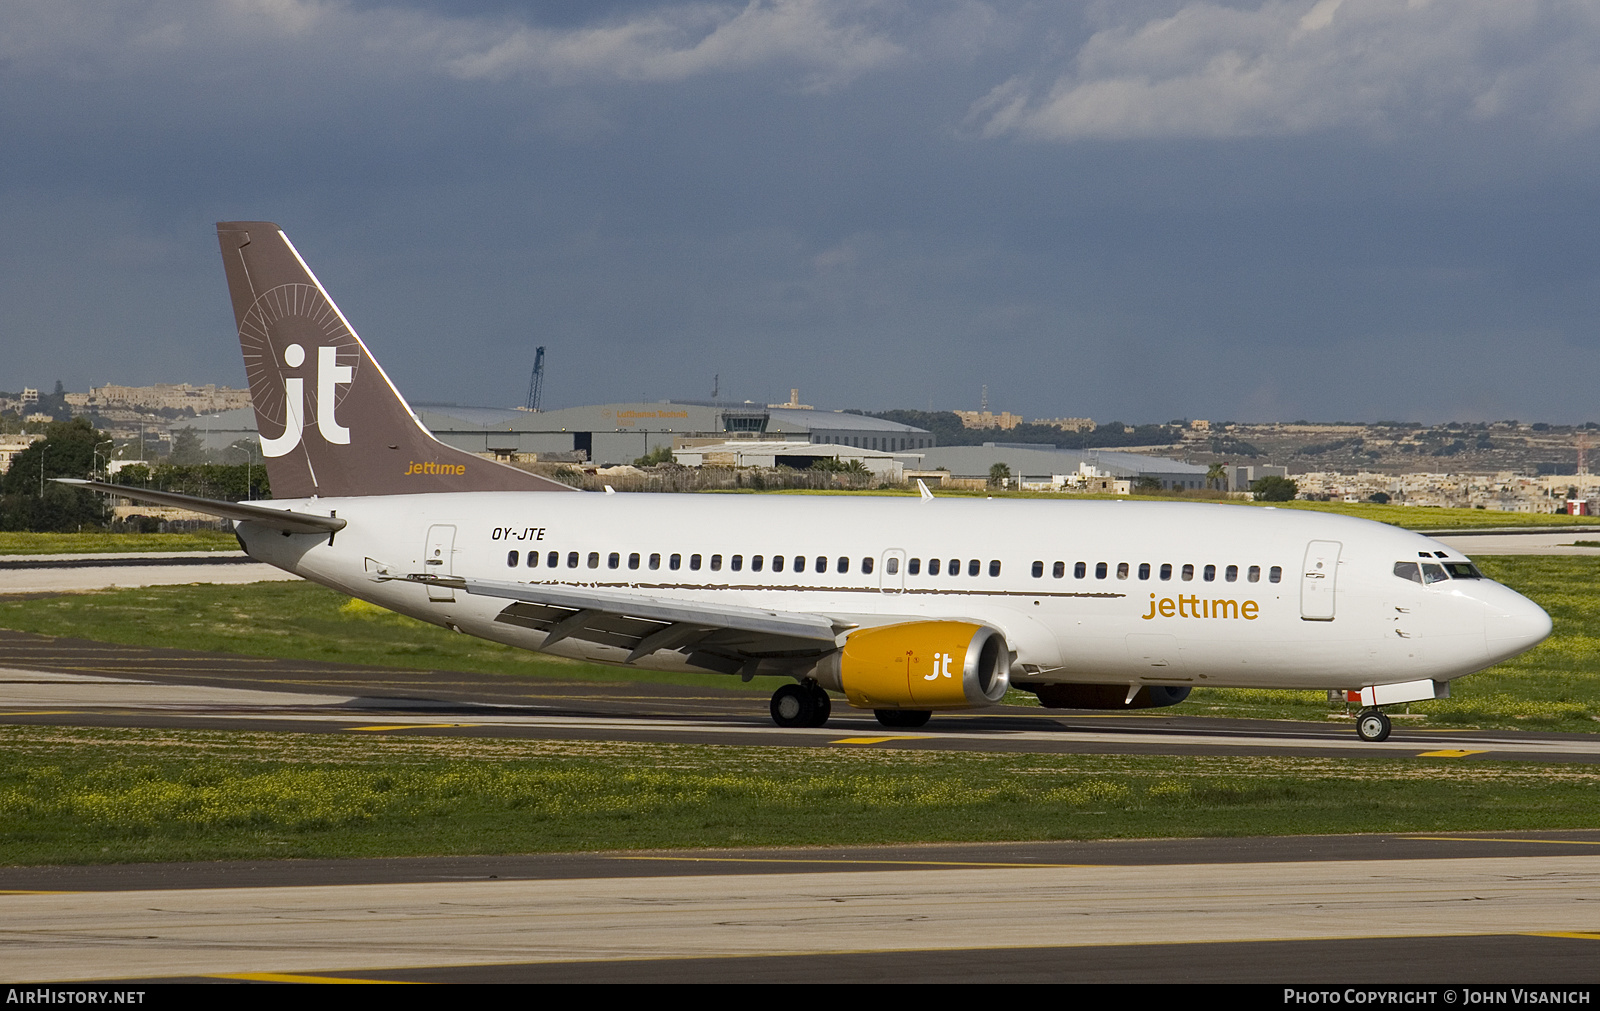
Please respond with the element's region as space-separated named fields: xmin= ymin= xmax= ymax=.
xmin=1417 ymin=749 xmax=1487 ymax=757
xmin=618 ymin=855 xmax=1097 ymax=869
xmin=830 ymin=736 xmax=934 ymax=745
xmin=348 ymin=724 xmax=471 ymax=732
xmin=1403 ymin=835 xmax=1600 ymax=846
xmin=213 ymin=972 xmax=418 ymax=984
xmin=1530 ymin=932 xmax=1600 ymax=941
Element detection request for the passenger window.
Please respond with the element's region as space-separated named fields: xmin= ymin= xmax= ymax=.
xmin=587 ymin=552 xmax=600 ymax=568
xmin=1032 ymin=561 xmax=1044 ymax=578
xmin=887 ymin=557 xmax=899 ymax=575
xmin=967 ymin=559 xmax=980 ymax=577
xmin=649 ymin=553 xmax=661 ymax=570
xmin=506 ymin=550 xmax=519 ymax=567
xmin=1247 ymin=565 xmax=1260 ymax=582
xmin=816 ymin=556 xmax=827 ymax=573
xmin=669 ymin=553 xmax=681 ymax=571
xmin=690 ymin=554 xmax=702 ymax=571
xmin=929 ymin=558 xmax=941 ymax=577
xmin=1095 ymin=562 xmax=1108 ymax=579
xmin=1421 ymin=562 xmax=1448 ymax=584
xmin=1393 ymin=561 xmax=1422 ymax=584
xmin=794 ymin=555 xmax=806 ymax=572
xmin=862 ymin=557 xmax=875 ymax=575
xmin=546 ymin=551 xmax=558 ymax=568
xmin=1203 ymin=564 xmax=1216 ymax=582
xmin=1160 ymin=563 xmax=1172 ymax=580
xmin=1073 ymin=562 xmax=1086 ymax=578
xmin=1225 ymin=564 xmax=1237 ymax=582
xmin=989 ymin=560 xmax=1001 ymax=577
xmin=909 ymin=558 xmax=921 ymax=576
xmin=1181 ymin=564 xmax=1194 ymax=581
xmin=628 ymin=552 xmax=640 ymax=570
xmin=839 ymin=557 xmax=850 ymax=574
xmin=567 ymin=552 xmax=579 ymax=568
xmin=948 ymin=559 xmax=961 ymax=576
xmin=1138 ymin=563 xmax=1151 ymax=580
xmin=525 ymin=551 xmax=537 ymax=569
xmin=1055 ymin=561 xmax=1066 ymax=579
xmin=751 ymin=555 xmax=763 ymax=572
xmin=607 ymin=552 xmax=620 ymax=569
xmin=1116 ymin=562 xmax=1129 ymax=579
xmin=730 ymin=555 xmax=743 ymax=572
xmin=711 ymin=554 xmax=723 ymax=571
xmin=772 ymin=555 xmax=784 ymax=572
xmin=1269 ymin=566 xmax=1282 ymax=583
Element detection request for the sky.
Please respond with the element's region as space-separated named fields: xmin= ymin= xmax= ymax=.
xmin=4 ymin=0 xmax=1600 ymax=424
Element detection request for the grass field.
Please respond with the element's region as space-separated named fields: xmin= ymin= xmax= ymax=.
xmin=0 ymin=531 xmax=239 ymax=555
xmin=1 ymin=556 xmax=1596 ymax=729
xmin=4 ymin=726 xmax=1598 ymax=865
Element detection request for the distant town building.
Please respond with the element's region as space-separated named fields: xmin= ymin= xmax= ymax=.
xmin=20 ymin=388 xmax=38 ymax=405
xmin=1033 ymin=417 xmax=1095 ymax=432
xmin=766 ymin=389 xmax=814 ymax=410
xmin=0 ymin=434 xmax=42 ymax=473
xmin=79 ymin=383 xmax=253 ymax=414
xmin=953 ymin=410 xmax=1024 ymax=430
xmin=1229 ymin=465 xmax=1289 ymax=492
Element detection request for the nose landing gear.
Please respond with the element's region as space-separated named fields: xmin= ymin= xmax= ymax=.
xmin=1355 ymin=708 xmax=1392 ymax=742
xmin=770 ymin=681 xmax=832 ymax=728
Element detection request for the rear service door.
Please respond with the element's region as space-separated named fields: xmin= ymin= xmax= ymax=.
xmin=1300 ymin=540 xmax=1341 ymax=621
xmin=424 ymin=524 xmax=457 ymax=602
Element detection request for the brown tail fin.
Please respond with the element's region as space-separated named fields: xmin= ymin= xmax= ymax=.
xmin=216 ymin=222 xmax=574 ymax=498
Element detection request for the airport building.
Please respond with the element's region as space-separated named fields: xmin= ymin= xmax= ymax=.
xmin=180 ymin=402 xmax=936 ymax=468
xmin=918 ymin=444 xmax=1209 ymax=492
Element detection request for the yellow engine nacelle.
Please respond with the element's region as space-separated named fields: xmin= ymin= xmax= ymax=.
xmin=813 ymin=621 xmax=1011 ymax=710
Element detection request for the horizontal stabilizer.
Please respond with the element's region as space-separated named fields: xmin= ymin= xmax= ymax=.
xmin=57 ymin=479 xmax=346 ymax=534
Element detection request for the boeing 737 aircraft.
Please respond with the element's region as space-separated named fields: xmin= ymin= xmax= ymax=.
xmin=66 ymin=222 xmax=1554 ymax=742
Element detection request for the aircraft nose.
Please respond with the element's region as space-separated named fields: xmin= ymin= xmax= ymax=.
xmin=1483 ymin=590 xmax=1553 ymax=664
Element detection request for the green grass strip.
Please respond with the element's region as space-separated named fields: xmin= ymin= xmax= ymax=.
xmin=0 ymin=531 xmax=240 ymax=555
xmin=3 ymin=726 xmax=1599 ymax=866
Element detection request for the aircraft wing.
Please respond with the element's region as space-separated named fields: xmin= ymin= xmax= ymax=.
xmin=387 ymin=571 xmax=852 ymax=674
xmin=57 ymin=479 xmax=346 ymax=535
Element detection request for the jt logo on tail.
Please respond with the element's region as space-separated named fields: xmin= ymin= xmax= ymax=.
xmin=259 ymin=342 xmax=352 ymax=457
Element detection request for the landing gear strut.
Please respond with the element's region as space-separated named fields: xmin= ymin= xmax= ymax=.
xmin=1355 ymin=708 xmax=1392 ymax=743
xmin=770 ymin=681 xmax=832 ymax=728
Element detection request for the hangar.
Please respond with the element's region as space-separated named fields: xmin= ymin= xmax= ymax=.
xmin=918 ymin=443 xmax=1208 ymax=492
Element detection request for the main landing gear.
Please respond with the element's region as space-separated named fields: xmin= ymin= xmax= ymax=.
xmin=770 ymin=681 xmax=832 ymax=728
xmin=1355 ymin=708 xmax=1392 ymax=743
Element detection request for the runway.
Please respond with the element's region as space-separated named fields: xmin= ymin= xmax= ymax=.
xmin=3 ymin=628 xmax=1599 ymax=762
xmin=3 ymin=834 xmax=1599 ymax=983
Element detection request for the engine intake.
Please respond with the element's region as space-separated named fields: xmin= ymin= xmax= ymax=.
xmin=814 ymin=621 xmax=1011 ymax=710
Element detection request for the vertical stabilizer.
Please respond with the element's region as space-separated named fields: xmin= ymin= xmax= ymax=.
xmin=216 ymin=222 xmax=573 ymax=498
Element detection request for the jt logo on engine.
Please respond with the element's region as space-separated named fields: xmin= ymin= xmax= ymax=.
xmin=924 ymin=652 xmax=955 ymax=681
xmin=260 ymin=342 xmax=352 ymax=458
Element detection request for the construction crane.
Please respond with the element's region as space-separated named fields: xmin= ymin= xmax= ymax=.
xmin=524 ymin=346 xmax=546 ymax=412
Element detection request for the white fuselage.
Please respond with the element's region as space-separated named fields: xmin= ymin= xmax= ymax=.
xmin=236 ymin=493 xmax=1551 ymax=695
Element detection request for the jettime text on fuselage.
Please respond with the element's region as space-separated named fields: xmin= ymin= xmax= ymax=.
xmin=1142 ymin=593 xmax=1260 ymax=620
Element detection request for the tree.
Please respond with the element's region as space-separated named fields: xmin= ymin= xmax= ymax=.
xmin=988 ymin=462 xmax=1011 ymax=488
xmin=1369 ymin=491 xmax=1391 ymax=505
xmin=1132 ymin=475 xmax=1164 ymax=495
xmin=1251 ymin=475 xmax=1299 ymax=502
xmin=633 ymin=445 xmax=674 ymax=467
xmin=0 ymin=417 xmax=110 ymax=530
xmin=169 ymin=428 xmax=207 ymax=465
xmin=1205 ymin=463 xmax=1228 ymax=491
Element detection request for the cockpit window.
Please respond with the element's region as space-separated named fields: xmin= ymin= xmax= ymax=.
xmin=1393 ymin=561 xmax=1422 ymax=584
xmin=1421 ymin=562 xmax=1448 ymax=584
xmin=1443 ymin=562 xmax=1482 ymax=579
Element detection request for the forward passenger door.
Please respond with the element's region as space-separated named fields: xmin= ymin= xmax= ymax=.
xmin=1300 ymin=540 xmax=1341 ymax=621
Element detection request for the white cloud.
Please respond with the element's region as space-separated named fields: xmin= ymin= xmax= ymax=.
xmin=968 ymin=0 xmax=1600 ymax=140
xmin=0 ymin=0 xmax=903 ymax=93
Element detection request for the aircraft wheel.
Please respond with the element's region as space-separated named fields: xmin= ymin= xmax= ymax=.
xmin=1356 ymin=709 xmax=1391 ymax=743
xmin=875 ymin=709 xmax=932 ymax=729
xmin=807 ymin=683 xmax=832 ymax=727
xmin=770 ymin=684 xmax=816 ymax=728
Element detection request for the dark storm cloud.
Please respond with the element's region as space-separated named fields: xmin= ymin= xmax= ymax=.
xmin=2 ymin=1 xmax=1599 ymax=422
